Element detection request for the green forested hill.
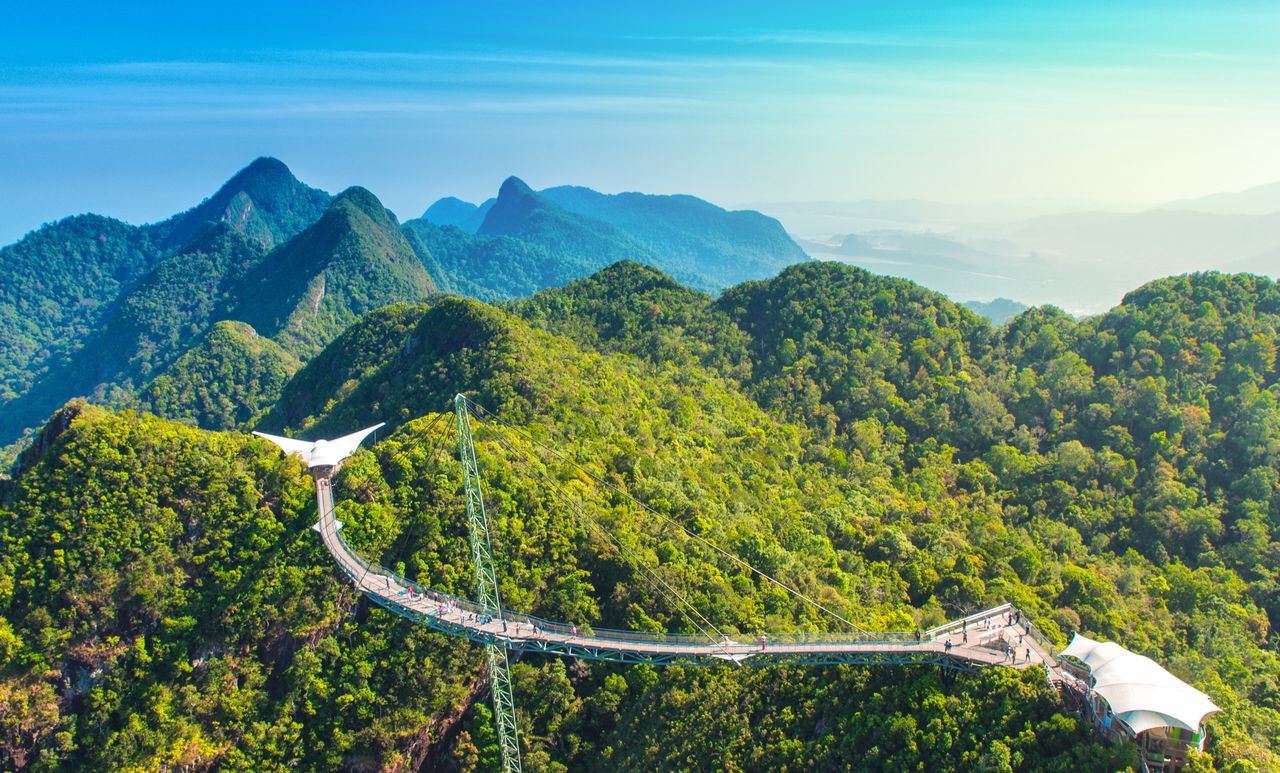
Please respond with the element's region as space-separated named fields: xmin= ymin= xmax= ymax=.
xmin=0 ymin=158 xmax=332 ymax=454
xmin=150 ymin=156 xmax=331 ymax=251
xmin=0 ymin=226 xmax=268 ymax=445
xmin=0 ymin=179 xmax=435 ymax=456
xmin=2 ymin=263 xmax=1277 ymax=771
xmin=137 ymin=320 xmax=301 ymax=430
xmin=0 ymin=215 xmax=164 ymax=402
xmin=228 ymin=186 xmax=436 ymax=358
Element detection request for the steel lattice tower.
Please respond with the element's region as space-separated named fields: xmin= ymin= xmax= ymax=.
xmin=455 ymin=394 xmax=522 ymax=773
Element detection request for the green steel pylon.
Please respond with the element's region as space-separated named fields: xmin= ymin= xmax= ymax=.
xmin=456 ymin=394 xmax=523 ymax=773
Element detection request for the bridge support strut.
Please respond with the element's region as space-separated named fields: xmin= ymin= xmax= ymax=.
xmin=456 ymin=394 xmax=523 ymax=773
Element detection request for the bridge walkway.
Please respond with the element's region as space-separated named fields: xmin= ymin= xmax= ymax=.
xmin=313 ymin=473 xmax=1061 ymax=672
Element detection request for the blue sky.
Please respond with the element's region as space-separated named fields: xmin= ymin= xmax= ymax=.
xmin=2 ymin=1 xmax=1279 ymax=242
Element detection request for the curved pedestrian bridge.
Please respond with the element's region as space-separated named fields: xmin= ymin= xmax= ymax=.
xmin=311 ymin=474 xmax=1057 ymax=672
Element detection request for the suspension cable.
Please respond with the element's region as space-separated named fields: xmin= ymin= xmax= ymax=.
xmin=378 ymin=409 xmax=453 ymax=568
xmin=477 ymin=414 xmax=726 ymax=642
xmin=464 ymin=397 xmax=866 ymax=633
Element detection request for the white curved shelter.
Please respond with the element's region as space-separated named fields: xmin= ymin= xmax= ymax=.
xmin=1061 ymin=633 xmax=1219 ymax=735
xmin=253 ymin=424 xmax=385 ymax=469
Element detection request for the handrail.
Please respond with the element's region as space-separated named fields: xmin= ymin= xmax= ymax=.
xmin=317 ymin=474 xmax=1055 ymax=665
xmin=333 ymin=530 xmax=932 ymax=645
xmin=330 ymin=529 xmax=1049 ymax=649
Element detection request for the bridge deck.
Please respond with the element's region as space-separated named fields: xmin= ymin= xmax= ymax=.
xmin=314 ymin=475 xmax=1060 ymax=671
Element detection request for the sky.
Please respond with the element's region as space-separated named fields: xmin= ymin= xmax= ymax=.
xmin=2 ymin=1 xmax=1279 ymax=243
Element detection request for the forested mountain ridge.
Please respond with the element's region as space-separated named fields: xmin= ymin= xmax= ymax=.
xmin=1 ymin=160 xmax=812 ymax=459
xmin=520 ymin=263 xmax=1280 ymax=591
xmin=0 ymin=158 xmax=331 ymax=451
xmin=2 ymin=261 xmax=1277 ymax=770
xmin=414 ymin=177 xmax=811 ymax=297
xmin=0 ymin=178 xmax=434 ymax=455
xmin=0 ymin=157 xmax=326 ymax=405
xmin=539 ymin=184 xmax=808 ymax=287
xmin=227 ymin=185 xmax=436 ymax=357
xmin=401 ymin=219 xmax=594 ymax=303
xmin=150 ymin=156 xmax=332 ymax=251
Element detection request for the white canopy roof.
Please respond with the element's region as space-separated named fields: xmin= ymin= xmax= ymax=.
xmin=1062 ymin=633 xmax=1220 ymax=735
xmin=254 ymin=424 xmax=385 ymax=469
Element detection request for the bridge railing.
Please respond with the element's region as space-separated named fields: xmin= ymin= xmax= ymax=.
xmin=332 ymin=530 xmax=932 ymax=647
xmin=1023 ymin=616 xmax=1061 ymax=658
xmin=923 ymin=604 xmax=1014 ymax=639
xmin=921 ymin=604 xmax=1062 ymax=659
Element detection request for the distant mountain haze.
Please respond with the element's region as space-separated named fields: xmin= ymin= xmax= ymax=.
xmin=421 ymin=176 xmax=809 ymax=293
xmin=798 ymin=232 xmax=1035 ymax=309
xmin=962 ymin=298 xmax=1028 ymax=325
xmin=793 ymin=197 xmax=1280 ymax=313
xmin=1158 ymin=179 xmax=1280 ymax=216
xmin=423 ymin=195 xmax=495 ymax=233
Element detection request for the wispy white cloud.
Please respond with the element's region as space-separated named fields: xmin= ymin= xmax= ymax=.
xmin=629 ymin=30 xmax=976 ymax=48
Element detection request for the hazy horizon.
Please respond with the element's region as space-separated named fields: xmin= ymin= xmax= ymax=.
xmin=4 ymin=1 xmax=1280 ymax=244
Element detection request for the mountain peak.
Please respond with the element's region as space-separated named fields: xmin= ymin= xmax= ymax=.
xmin=498 ymin=176 xmax=536 ymax=199
xmin=421 ymin=196 xmax=496 ymax=233
xmin=423 ymin=196 xmax=474 ymax=221
xmin=228 ymin=156 xmax=294 ymax=186
xmin=156 ymin=157 xmax=331 ymax=250
xmin=227 ymin=184 xmax=434 ymax=358
xmin=331 ymin=186 xmax=393 ymax=222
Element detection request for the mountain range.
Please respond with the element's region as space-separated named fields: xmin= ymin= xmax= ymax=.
xmin=1 ymin=254 xmax=1276 ymax=769
xmin=763 ymin=178 xmax=1280 ymax=314
xmin=1158 ymin=179 xmax=1280 ymax=216
xmin=0 ymin=159 xmax=810 ymax=456
xmin=416 ymin=175 xmax=807 ymax=295
xmin=0 ymin=161 xmax=436 ymax=452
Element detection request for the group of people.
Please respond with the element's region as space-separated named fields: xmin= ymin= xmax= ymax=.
xmin=938 ymin=609 xmax=1036 ymax=664
xmin=408 ymin=588 xmax=1038 ymax=664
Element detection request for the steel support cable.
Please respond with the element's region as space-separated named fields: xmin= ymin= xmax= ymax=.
xmin=335 ymin=411 xmax=450 ymax=598
xmin=464 ymin=397 xmax=866 ymax=634
xmin=476 ymin=412 xmax=726 ymax=643
xmin=376 ymin=409 xmax=453 ymax=584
